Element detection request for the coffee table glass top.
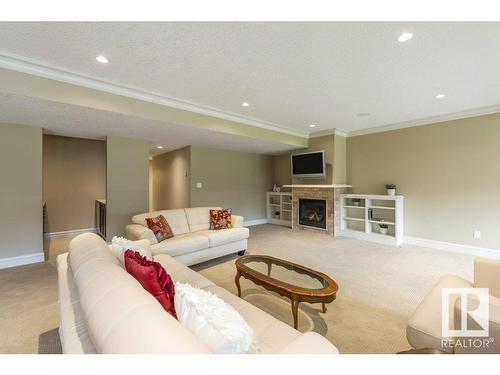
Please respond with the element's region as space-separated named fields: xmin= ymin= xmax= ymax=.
xmin=238 ymin=255 xmax=331 ymax=291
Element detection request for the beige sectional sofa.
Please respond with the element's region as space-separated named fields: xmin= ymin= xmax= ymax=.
xmin=57 ymin=232 xmax=339 ymax=354
xmin=126 ymin=207 xmax=248 ymax=266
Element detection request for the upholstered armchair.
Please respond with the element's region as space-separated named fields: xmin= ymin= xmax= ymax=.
xmin=407 ymin=257 xmax=500 ymax=353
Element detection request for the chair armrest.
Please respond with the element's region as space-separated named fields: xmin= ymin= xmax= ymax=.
xmin=125 ymin=224 xmax=158 ymax=244
xmin=474 ymin=257 xmax=500 ymax=298
xmin=278 ymin=332 xmax=339 ymax=354
xmin=231 ymin=215 xmax=244 ymax=228
xmin=453 ymin=294 xmax=500 ymax=353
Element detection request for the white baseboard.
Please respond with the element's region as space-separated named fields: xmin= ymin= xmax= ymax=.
xmin=44 ymin=227 xmax=96 ymax=239
xmin=0 ymin=252 xmax=45 ymax=270
xmin=244 ymin=219 xmax=268 ymax=227
xmin=404 ymin=236 xmax=500 ymax=260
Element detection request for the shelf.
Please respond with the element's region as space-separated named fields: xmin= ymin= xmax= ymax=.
xmin=368 ymin=220 xmax=395 ymax=225
xmin=369 ymin=206 xmax=395 ymax=210
xmin=281 ymin=209 xmax=292 ymax=212
xmin=268 ymin=203 xmax=280 ymax=207
xmin=343 ymin=217 xmax=365 ymax=222
xmin=343 ymin=205 xmax=365 ymax=209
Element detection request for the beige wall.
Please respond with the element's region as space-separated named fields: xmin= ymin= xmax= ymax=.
xmin=190 ymin=146 xmax=273 ymax=221
xmin=334 ymin=134 xmax=347 ymax=184
xmin=0 ymin=124 xmax=43 ymax=260
xmin=106 ymin=136 xmax=150 ymax=240
xmin=151 ymin=146 xmax=191 ymax=210
xmin=43 ymin=135 xmax=106 ymax=233
xmin=347 ymin=113 xmax=500 ymax=249
xmin=272 ymin=134 xmax=343 ymax=189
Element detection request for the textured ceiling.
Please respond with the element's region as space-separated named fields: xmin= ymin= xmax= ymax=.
xmin=0 ymin=22 xmax=499 ymax=136
xmin=0 ymin=93 xmax=298 ymax=155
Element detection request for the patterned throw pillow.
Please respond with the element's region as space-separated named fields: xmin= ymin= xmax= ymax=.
xmin=145 ymin=215 xmax=174 ymax=242
xmin=210 ymin=209 xmax=232 ymax=230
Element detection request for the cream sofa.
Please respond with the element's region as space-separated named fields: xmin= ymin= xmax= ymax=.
xmin=126 ymin=207 xmax=248 ymax=266
xmin=57 ymin=233 xmax=339 ymax=354
xmin=406 ymin=257 xmax=500 ymax=353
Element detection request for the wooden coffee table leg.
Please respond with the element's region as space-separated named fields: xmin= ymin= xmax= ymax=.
xmin=291 ymin=296 xmax=299 ymax=329
xmin=235 ymin=270 xmax=242 ymax=297
xmin=322 ymin=302 xmax=327 ymax=313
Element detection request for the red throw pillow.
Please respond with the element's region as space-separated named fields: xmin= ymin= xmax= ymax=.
xmin=124 ymin=250 xmax=177 ymax=318
xmin=145 ymin=215 xmax=174 ymax=242
xmin=210 ymin=209 xmax=232 ymax=230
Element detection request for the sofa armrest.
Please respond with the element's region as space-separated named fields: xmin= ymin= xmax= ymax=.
xmin=231 ymin=215 xmax=244 ymax=228
xmin=474 ymin=257 xmax=500 ymax=298
xmin=278 ymin=332 xmax=339 ymax=354
xmin=125 ymin=224 xmax=158 ymax=244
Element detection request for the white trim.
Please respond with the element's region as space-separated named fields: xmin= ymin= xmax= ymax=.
xmin=309 ymin=128 xmax=349 ymax=138
xmin=349 ymin=106 xmax=500 ymax=137
xmin=404 ymin=236 xmax=500 ymax=260
xmin=244 ymin=219 xmax=268 ymax=227
xmin=0 ymin=252 xmax=45 ymax=270
xmin=0 ymin=52 xmax=307 ymax=138
xmin=44 ymin=227 xmax=96 ymax=239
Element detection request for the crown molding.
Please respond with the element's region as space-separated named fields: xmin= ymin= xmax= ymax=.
xmin=349 ymin=105 xmax=500 ymax=137
xmin=0 ymin=52 xmax=308 ymax=139
xmin=309 ymin=128 xmax=349 ymax=138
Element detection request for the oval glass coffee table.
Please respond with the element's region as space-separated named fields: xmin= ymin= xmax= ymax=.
xmin=235 ymin=255 xmax=338 ymax=329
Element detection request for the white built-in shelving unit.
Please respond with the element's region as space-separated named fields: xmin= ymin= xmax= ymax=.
xmin=266 ymin=192 xmax=292 ymax=227
xmin=339 ymin=194 xmax=404 ymax=246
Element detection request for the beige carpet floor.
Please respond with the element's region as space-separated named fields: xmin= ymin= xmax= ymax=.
xmin=0 ymin=225 xmax=474 ymax=353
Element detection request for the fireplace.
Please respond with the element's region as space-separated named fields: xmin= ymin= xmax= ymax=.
xmin=298 ymin=198 xmax=327 ymax=230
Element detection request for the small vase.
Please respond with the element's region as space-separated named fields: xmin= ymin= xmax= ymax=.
xmin=380 ymin=228 xmax=388 ymax=235
xmin=387 ymin=189 xmax=396 ymax=196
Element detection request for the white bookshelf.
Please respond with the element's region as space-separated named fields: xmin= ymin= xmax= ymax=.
xmin=266 ymin=192 xmax=292 ymax=227
xmin=338 ymin=194 xmax=404 ymax=246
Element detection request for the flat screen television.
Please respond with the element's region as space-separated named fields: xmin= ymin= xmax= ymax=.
xmin=291 ymin=150 xmax=326 ymax=178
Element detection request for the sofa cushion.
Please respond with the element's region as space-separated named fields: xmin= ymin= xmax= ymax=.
xmin=154 ymin=254 xmax=215 ymax=289
xmin=197 ymin=227 xmax=250 ymax=247
xmin=185 ymin=207 xmax=221 ymax=232
xmin=132 ymin=209 xmax=190 ymax=235
xmin=151 ymin=233 xmax=210 ymax=257
xmin=406 ymin=274 xmax=473 ymax=353
xmin=210 ymin=209 xmax=232 ymax=230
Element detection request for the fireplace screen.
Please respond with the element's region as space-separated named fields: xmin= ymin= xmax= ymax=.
xmin=298 ymin=198 xmax=327 ymax=229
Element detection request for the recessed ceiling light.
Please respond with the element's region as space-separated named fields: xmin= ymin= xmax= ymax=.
xmin=157 ymin=146 xmax=163 ymax=149
xmin=309 ymin=124 xmax=317 ymax=128
xmin=96 ymin=55 xmax=109 ymax=64
xmin=398 ymin=32 xmax=413 ymax=42
xmin=356 ymin=112 xmax=370 ymax=117
xmin=241 ymin=102 xmax=249 ymax=107
xmin=435 ymin=94 xmax=446 ymax=99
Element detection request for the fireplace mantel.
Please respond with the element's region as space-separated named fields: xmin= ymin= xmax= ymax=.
xmin=283 ymin=184 xmax=352 ymax=189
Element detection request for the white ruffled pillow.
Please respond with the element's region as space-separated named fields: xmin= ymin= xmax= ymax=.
xmin=174 ymin=282 xmax=256 ymax=354
xmin=110 ymin=236 xmax=152 ymax=264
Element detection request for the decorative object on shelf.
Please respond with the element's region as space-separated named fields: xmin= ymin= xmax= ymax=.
xmin=351 ymin=198 xmax=361 ymax=206
xmin=385 ymin=184 xmax=396 ymax=196
xmin=272 ymin=184 xmax=281 ymax=192
xmin=274 ymin=211 xmax=280 ymax=219
xmin=379 ymin=223 xmax=389 ymax=235
xmin=368 ymin=208 xmax=373 ymax=219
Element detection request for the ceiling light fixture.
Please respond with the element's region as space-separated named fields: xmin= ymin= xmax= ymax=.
xmin=398 ymin=32 xmax=413 ymax=42
xmin=157 ymin=146 xmax=163 ymax=149
xmin=241 ymin=102 xmax=249 ymax=107
xmin=309 ymin=124 xmax=317 ymax=128
xmin=96 ymin=55 xmax=109 ymax=64
xmin=435 ymin=94 xmax=446 ymax=99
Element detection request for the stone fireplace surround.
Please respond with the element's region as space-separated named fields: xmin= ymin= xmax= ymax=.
xmin=283 ymin=184 xmax=351 ymax=236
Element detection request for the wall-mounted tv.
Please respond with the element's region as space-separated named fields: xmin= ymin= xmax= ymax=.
xmin=291 ymin=150 xmax=326 ymax=178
